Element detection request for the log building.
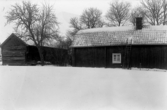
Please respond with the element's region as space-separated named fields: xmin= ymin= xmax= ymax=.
xmin=1 ymin=33 xmax=68 ymax=65
xmin=71 ymin=20 xmax=167 ymax=69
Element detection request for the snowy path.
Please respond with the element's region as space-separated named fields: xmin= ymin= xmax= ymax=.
xmin=0 ymin=66 xmax=167 ymax=110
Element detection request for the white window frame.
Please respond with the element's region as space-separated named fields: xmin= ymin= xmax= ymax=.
xmin=112 ymin=53 xmax=121 ymax=64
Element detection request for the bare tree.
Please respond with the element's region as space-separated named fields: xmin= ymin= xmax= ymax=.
xmin=70 ymin=17 xmax=82 ymax=31
xmin=141 ymin=0 xmax=165 ymax=25
xmin=130 ymin=7 xmax=146 ymax=26
xmin=80 ymin=8 xmax=104 ymax=28
xmin=68 ymin=8 xmax=104 ymax=37
xmin=6 ymin=1 xmax=59 ymax=65
xmin=162 ymin=0 xmax=167 ymax=25
xmin=57 ymin=36 xmax=72 ymax=49
xmin=68 ymin=17 xmax=83 ymax=37
xmin=106 ymin=0 xmax=131 ymax=26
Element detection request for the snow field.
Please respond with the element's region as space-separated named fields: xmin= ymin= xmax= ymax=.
xmin=0 ymin=66 xmax=167 ymax=110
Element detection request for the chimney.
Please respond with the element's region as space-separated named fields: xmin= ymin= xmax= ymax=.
xmin=136 ymin=17 xmax=143 ymax=30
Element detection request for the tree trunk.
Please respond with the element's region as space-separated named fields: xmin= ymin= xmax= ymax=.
xmin=118 ymin=22 xmax=121 ymax=26
xmin=37 ymin=46 xmax=44 ymax=66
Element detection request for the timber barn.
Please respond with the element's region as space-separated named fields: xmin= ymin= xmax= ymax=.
xmin=1 ymin=33 xmax=68 ymax=65
xmin=71 ymin=25 xmax=167 ymax=69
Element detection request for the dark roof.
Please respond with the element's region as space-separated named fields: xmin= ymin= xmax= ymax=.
xmin=1 ymin=33 xmax=28 ymax=47
xmin=71 ymin=26 xmax=167 ymax=47
xmin=1 ymin=33 xmax=61 ymax=48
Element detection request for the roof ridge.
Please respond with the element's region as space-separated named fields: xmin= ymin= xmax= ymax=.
xmin=77 ymin=25 xmax=167 ymax=34
xmin=72 ymin=28 xmax=167 ymax=47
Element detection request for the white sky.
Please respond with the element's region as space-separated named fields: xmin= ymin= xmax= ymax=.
xmin=0 ymin=0 xmax=140 ymax=43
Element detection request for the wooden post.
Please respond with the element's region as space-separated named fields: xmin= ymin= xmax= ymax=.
xmin=124 ymin=39 xmax=129 ymax=69
xmin=129 ymin=39 xmax=132 ymax=69
xmin=105 ymin=47 xmax=107 ymax=68
xmin=72 ymin=48 xmax=75 ymax=66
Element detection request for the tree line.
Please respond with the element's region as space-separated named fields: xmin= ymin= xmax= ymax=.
xmin=5 ymin=0 xmax=167 ymax=65
xmin=68 ymin=0 xmax=167 ymax=36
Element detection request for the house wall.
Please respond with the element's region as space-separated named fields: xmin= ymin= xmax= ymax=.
xmin=106 ymin=46 xmax=126 ymax=68
xmin=131 ymin=45 xmax=167 ymax=69
xmin=73 ymin=46 xmax=125 ymax=68
xmin=73 ymin=47 xmax=106 ymax=67
xmin=1 ymin=36 xmax=26 ymax=65
xmin=72 ymin=45 xmax=167 ymax=69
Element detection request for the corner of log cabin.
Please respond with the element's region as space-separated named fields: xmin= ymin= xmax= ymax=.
xmin=1 ymin=34 xmax=27 ymax=65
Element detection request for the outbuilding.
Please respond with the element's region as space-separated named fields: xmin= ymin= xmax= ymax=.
xmin=1 ymin=33 xmax=68 ymax=65
xmin=71 ymin=25 xmax=167 ymax=69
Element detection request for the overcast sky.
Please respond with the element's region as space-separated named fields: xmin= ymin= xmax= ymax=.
xmin=0 ymin=0 xmax=140 ymax=43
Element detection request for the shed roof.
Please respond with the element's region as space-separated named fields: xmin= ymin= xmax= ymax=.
xmin=1 ymin=33 xmax=58 ymax=48
xmin=71 ymin=25 xmax=167 ymax=47
xmin=1 ymin=33 xmax=28 ymax=47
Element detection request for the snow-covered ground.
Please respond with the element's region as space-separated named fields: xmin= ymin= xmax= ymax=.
xmin=0 ymin=66 xmax=167 ymax=110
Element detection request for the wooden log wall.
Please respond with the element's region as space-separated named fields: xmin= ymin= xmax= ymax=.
xmin=75 ymin=47 xmax=106 ymax=67
xmin=1 ymin=34 xmax=69 ymax=66
xmin=2 ymin=46 xmax=26 ymax=65
xmin=131 ymin=45 xmax=167 ymax=69
xmin=1 ymin=35 xmax=27 ymax=65
xmin=73 ymin=45 xmax=167 ymax=69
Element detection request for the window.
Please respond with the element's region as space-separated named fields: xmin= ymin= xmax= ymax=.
xmin=112 ymin=53 xmax=121 ymax=64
